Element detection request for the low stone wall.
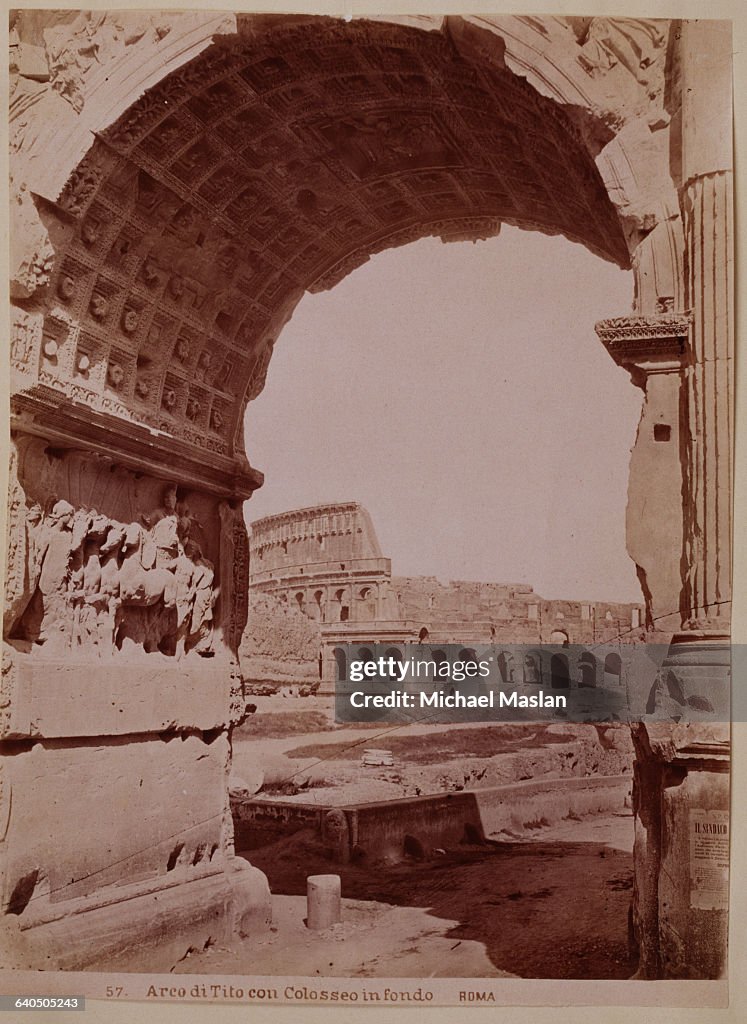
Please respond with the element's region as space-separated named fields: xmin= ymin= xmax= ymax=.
xmin=233 ymin=799 xmax=326 ymax=852
xmin=473 ymin=775 xmax=631 ymax=835
xmin=341 ymin=791 xmax=485 ymax=861
xmin=232 ymin=775 xmax=632 ymax=863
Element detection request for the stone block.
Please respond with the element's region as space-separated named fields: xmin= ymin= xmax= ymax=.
xmin=3 ymin=659 xmax=231 ymax=740
xmin=16 ymin=43 xmax=49 ymax=81
xmin=1 ymin=733 xmax=230 ymax=910
xmin=1 ymin=856 xmax=270 ymax=971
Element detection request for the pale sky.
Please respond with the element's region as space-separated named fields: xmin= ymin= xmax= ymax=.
xmin=242 ymin=226 xmax=643 ymax=603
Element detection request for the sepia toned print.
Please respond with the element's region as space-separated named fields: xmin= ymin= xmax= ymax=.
xmin=3 ymin=8 xmax=733 ymax=1005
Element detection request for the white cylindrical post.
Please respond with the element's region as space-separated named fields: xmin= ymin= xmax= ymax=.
xmin=306 ymin=874 xmax=341 ymax=930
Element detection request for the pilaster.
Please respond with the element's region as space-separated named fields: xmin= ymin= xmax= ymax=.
xmin=596 ymin=313 xmax=691 ymax=632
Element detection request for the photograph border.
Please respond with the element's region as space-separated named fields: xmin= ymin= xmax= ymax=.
xmin=2 ymin=0 xmax=745 ymax=1020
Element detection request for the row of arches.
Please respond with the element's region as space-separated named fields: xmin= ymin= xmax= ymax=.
xmin=290 ymin=583 xmax=379 ymax=623
xmin=332 ymin=645 xmax=624 ymax=689
xmin=502 ymin=650 xmax=623 ymax=689
xmin=264 ymin=580 xmax=391 ymax=623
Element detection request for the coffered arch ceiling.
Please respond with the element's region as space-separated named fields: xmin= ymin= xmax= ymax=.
xmin=37 ymin=17 xmax=640 ymax=471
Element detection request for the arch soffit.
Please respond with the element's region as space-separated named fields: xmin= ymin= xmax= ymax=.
xmin=11 ymin=13 xmax=681 ymax=468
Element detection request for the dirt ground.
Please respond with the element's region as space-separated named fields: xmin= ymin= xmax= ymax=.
xmin=174 ymin=896 xmax=510 ymax=979
xmin=237 ymin=812 xmax=635 ymax=980
xmin=221 ymin=703 xmax=637 ymax=979
xmin=231 ymin=712 xmax=635 ymax=806
xmin=179 ymin=813 xmax=635 ymax=979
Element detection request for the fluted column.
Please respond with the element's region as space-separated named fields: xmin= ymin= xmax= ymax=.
xmin=679 ymin=20 xmax=734 ymax=631
xmin=616 ymin=22 xmax=734 ymax=981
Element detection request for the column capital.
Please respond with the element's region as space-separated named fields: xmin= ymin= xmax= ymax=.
xmin=595 ymin=312 xmax=692 ymax=371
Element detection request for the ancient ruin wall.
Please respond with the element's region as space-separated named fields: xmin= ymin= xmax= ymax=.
xmin=239 ymin=590 xmax=321 ymax=689
xmin=250 ymin=503 xmax=385 ymax=575
xmin=392 ymin=576 xmax=644 ymax=643
xmin=249 ymin=503 xmax=398 ymax=624
xmin=247 ymin=503 xmax=643 ymax=645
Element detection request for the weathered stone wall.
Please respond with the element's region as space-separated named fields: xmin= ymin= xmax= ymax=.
xmin=0 ymin=424 xmax=269 ymax=967
xmin=249 ymin=502 xmax=398 ymax=625
xmin=249 ymin=503 xmax=644 ymax=645
xmin=392 ymin=575 xmax=643 ymax=643
xmin=6 ymin=9 xmax=270 ymax=970
xmin=239 ymin=591 xmax=321 ymax=689
xmin=250 ymin=502 xmax=385 ymax=570
xmin=3 ymin=733 xmax=230 ymax=907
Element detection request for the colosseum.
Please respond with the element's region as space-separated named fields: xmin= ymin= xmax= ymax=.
xmin=245 ymin=501 xmax=645 ymax=687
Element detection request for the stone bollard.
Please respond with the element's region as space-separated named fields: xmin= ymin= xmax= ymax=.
xmin=306 ymin=874 xmax=341 ymax=930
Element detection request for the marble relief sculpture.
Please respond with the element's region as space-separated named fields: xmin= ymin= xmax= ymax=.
xmin=10 ymin=482 xmax=218 ymax=660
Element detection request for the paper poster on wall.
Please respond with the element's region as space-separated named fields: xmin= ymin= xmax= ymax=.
xmin=690 ymin=810 xmax=730 ymax=911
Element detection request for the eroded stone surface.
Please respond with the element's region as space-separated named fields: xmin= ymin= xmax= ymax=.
xmin=3 ymin=733 xmax=229 ymax=909
xmin=5 ymin=439 xmax=224 ymax=662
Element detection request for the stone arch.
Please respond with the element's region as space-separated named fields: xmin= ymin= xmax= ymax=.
xmin=523 ymin=650 xmax=543 ymax=684
xmin=431 ymin=649 xmax=448 ymax=676
xmin=604 ymin=651 xmax=623 ymax=685
xmin=496 ymin=649 xmax=515 ymax=683
xmin=12 ymin=13 xmax=710 ymax=645
xmin=357 ymin=586 xmax=376 ymax=620
xmin=384 ymin=646 xmax=404 ymax=681
xmin=334 ymin=588 xmax=351 ymax=622
xmin=10 ymin=14 xmax=684 ymax=481
xmin=312 ymin=588 xmax=325 ymax=622
xmin=579 ymin=651 xmax=598 ymax=687
xmin=332 ymin=646 xmax=347 ymax=683
xmin=12 ymin=13 xmax=681 ymax=312
xmin=550 ymin=653 xmax=571 ymax=689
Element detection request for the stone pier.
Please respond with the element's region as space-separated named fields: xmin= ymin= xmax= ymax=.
xmin=597 ymin=20 xmax=733 ymax=980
